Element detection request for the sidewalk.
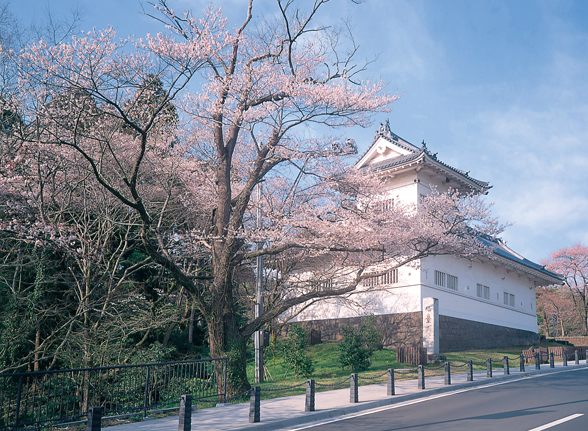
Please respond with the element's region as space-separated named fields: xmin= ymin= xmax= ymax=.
xmin=106 ymin=360 xmax=588 ymax=431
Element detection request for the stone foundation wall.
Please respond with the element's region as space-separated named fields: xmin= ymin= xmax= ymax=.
xmin=553 ymin=336 xmax=588 ymax=346
xmin=288 ymin=313 xmax=539 ymax=352
xmin=439 ymin=315 xmax=539 ymax=352
xmin=291 ymin=312 xmax=423 ymax=349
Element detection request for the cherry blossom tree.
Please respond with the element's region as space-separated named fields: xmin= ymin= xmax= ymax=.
xmin=544 ymin=243 xmax=588 ymax=335
xmin=536 ymin=286 xmax=579 ymax=337
xmin=2 ymin=0 xmax=505 ymax=392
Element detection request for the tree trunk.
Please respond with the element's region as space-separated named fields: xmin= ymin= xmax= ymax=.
xmin=188 ymin=306 xmax=195 ymax=344
xmin=34 ymin=331 xmax=40 ymax=372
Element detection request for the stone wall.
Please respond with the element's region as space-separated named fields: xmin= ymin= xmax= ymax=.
xmin=291 ymin=312 xmax=423 ymax=349
xmin=552 ymin=336 xmax=588 ymax=346
xmin=288 ymin=312 xmax=539 ymax=352
xmin=439 ymin=315 xmax=539 ymax=352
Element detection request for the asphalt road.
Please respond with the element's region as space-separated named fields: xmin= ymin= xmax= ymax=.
xmin=286 ymin=367 xmax=588 ymax=431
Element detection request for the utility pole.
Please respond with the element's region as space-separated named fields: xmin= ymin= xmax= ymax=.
xmin=255 ymin=182 xmax=264 ymax=383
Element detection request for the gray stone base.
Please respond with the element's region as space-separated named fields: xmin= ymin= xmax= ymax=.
xmin=292 ymin=312 xmax=423 ymax=349
xmin=291 ymin=313 xmax=539 ymax=352
xmin=439 ymin=315 xmax=539 ymax=352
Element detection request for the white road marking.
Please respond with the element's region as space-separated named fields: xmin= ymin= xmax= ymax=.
xmin=285 ymin=367 xmax=588 ymax=431
xmin=527 ymin=413 xmax=584 ymax=431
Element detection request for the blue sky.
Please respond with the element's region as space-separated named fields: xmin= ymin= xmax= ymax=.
xmin=10 ymin=0 xmax=588 ymax=263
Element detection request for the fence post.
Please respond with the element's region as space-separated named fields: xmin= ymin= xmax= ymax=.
xmin=575 ymin=350 xmax=579 ymax=365
xmin=86 ymin=407 xmax=102 ymax=431
xmin=519 ymin=355 xmax=525 ymax=372
xmin=486 ymin=358 xmax=492 ymax=378
xmin=549 ymin=352 xmax=554 ymax=368
xmin=387 ymin=369 xmax=395 ymax=396
xmin=223 ymin=359 xmax=228 ymax=403
xmin=350 ymin=373 xmax=358 ymax=403
xmin=563 ymin=351 xmax=568 ymax=366
xmin=143 ymin=366 xmax=151 ymax=419
xmin=14 ymin=375 xmax=23 ymax=427
xmin=467 ymin=360 xmax=473 ymax=382
xmin=417 ymin=365 xmax=425 ymax=390
xmin=444 ymin=362 xmax=451 ymax=385
xmin=249 ymin=387 xmax=260 ymax=423
xmin=535 ymin=353 xmax=540 ymax=370
xmin=305 ymin=379 xmax=315 ymax=412
xmin=503 ymin=356 xmax=509 ymax=375
xmin=178 ymin=395 xmax=192 ymax=431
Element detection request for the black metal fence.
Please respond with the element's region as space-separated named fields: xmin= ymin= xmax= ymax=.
xmin=0 ymin=357 xmax=227 ymax=430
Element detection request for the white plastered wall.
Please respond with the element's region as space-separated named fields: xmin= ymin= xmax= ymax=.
xmin=420 ymin=255 xmax=538 ymax=333
xmin=289 ymin=266 xmax=423 ymax=322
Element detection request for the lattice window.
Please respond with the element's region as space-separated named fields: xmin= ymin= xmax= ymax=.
xmin=477 ymin=283 xmax=490 ymax=299
xmin=503 ymin=292 xmax=515 ymax=307
xmin=373 ymin=198 xmax=394 ymax=212
xmin=447 ymin=274 xmax=458 ymax=291
xmin=435 ymin=270 xmax=458 ymax=291
xmin=362 ymin=269 xmax=399 ymax=287
xmin=434 ymin=270 xmax=446 ymax=287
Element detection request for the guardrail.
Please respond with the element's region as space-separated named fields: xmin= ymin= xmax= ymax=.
xmin=0 ymin=357 xmax=227 ymax=430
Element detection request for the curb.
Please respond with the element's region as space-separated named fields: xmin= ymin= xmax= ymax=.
xmin=229 ymin=363 xmax=588 ymax=431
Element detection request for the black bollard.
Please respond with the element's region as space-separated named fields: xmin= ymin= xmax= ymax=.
xmin=178 ymin=395 xmax=192 ymax=431
xmin=549 ymin=352 xmax=554 ymax=368
xmin=535 ymin=353 xmax=540 ymax=370
xmin=503 ymin=357 xmax=509 ymax=375
xmin=350 ymin=373 xmax=358 ymax=403
xmin=467 ymin=360 xmax=473 ymax=382
xmin=387 ymin=369 xmax=395 ymax=396
xmin=249 ymin=386 xmax=260 ymax=423
xmin=575 ymin=350 xmax=579 ymax=365
xmin=305 ymin=379 xmax=315 ymax=412
xmin=444 ymin=362 xmax=451 ymax=385
xmin=486 ymin=358 xmax=492 ymax=378
xmin=417 ymin=365 xmax=425 ymax=390
xmin=563 ymin=351 xmax=568 ymax=367
xmin=519 ymin=354 xmax=525 ymax=372
xmin=86 ymin=407 xmax=102 ymax=431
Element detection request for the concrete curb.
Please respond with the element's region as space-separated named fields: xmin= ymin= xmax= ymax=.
xmin=231 ymin=363 xmax=588 ymax=431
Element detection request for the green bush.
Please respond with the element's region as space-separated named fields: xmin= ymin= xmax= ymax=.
xmin=338 ymin=316 xmax=381 ymax=372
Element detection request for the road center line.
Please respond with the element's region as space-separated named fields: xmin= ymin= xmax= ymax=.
xmin=527 ymin=413 xmax=584 ymax=431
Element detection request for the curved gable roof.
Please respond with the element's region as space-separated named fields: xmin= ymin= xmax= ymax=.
xmin=356 ymin=121 xmax=491 ymax=194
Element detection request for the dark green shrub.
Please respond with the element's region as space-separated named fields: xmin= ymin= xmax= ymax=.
xmin=281 ymin=325 xmax=314 ymax=378
xmin=338 ymin=316 xmax=381 ymax=372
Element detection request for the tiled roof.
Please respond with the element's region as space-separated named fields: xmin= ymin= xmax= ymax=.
xmin=476 ymin=235 xmax=563 ymax=284
xmin=358 ymin=120 xmax=490 ymax=192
